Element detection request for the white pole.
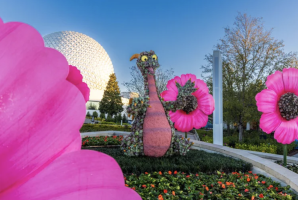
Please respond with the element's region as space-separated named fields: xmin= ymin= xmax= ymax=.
xmin=213 ymin=50 xmax=223 ymax=146
xmin=246 ymin=122 xmax=250 ymax=130
xmin=121 ymin=120 xmax=123 ymax=126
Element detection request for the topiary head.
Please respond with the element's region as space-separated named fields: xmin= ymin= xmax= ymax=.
xmin=130 ymin=50 xmax=160 ymax=76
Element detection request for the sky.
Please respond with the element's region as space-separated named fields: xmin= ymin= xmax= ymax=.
xmin=1 ymin=0 xmax=298 ymax=92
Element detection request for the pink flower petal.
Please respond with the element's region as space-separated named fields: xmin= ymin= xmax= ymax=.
xmin=0 ymin=21 xmax=85 ymax=192
xmin=160 ymin=90 xmax=177 ymax=101
xmin=265 ymin=70 xmax=285 ymax=97
xmin=274 ymin=120 xmax=298 ymax=144
xmin=282 ymin=68 xmax=298 ymax=93
xmin=180 ymin=74 xmax=196 ymax=86
xmin=76 ymin=82 xmax=90 ymax=102
xmin=259 ymin=112 xmax=283 ymax=134
xmin=192 ymin=109 xmax=208 ymax=129
xmin=1 ymin=150 xmax=140 ymax=199
xmin=67 ymin=65 xmax=83 ymax=85
xmin=67 ymin=65 xmax=90 ymax=102
xmin=165 ymin=78 xmax=178 ymax=93
xmin=255 ymin=89 xmax=278 ymax=114
xmin=0 ymin=19 xmax=140 ymax=200
xmin=195 ymin=79 xmax=209 ymax=94
xmin=195 ymin=93 xmax=215 ymax=115
xmin=174 ymin=113 xmax=193 ymax=132
xmin=169 ymin=110 xmax=183 ymax=123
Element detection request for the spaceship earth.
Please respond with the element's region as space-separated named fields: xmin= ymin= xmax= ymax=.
xmin=43 ymin=31 xmax=114 ymax=101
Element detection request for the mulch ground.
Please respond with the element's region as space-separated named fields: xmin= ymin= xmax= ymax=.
xmin=288 ymin=149 xmax=298 ymax=156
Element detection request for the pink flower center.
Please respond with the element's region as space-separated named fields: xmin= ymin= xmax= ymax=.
xmin=278 ymin=92 xmax=298 ymax=121
xmin=183 ymin=95 xmax=198 ymax=114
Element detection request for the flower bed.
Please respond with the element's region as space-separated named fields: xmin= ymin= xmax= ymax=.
xmin=80 ymin=124 xmax=131 ymax=132
xmin=82 ymin=135 xmax=123 ymax=146
xmin=125 ymin=171 xmax=296 ymax=199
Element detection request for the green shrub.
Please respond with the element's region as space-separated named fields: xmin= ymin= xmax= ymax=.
xmin=87 ymin=148 xmax=252 ymax=175
xmin=235 ymin=143 xmax=277 ymax=154
xmin=80 ymin=124 xmax=131 ymax=132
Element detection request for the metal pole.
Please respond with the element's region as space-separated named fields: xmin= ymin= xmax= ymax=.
xmin=212 ymin=50 xmax=223 ymax=145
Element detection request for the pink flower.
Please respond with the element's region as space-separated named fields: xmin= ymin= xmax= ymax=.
xmin=0 ymin=18 xmax=140 ymax=199
xmin=160 ymin=74 xmax=214 ymax=132
xmin=255 ymin=68 xmax=298 ymax=144
xmin=67 ymin=65 xmax=90 ymax=102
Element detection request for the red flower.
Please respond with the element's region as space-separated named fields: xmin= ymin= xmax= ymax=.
xmin=168 ymin=171 xmax=172 ymax=175
xmin=145 ymin=172 xmax=148 ymax=175
xmin=262 ymin=181 xmax=266 ymax=184
xmin=142 ymin=185 xmax=146 ymax=188
xmin=186 ymin=175 xmax=190 ymax=178
xmin=174 ymin=171 xmax=178 ymax=174
xmin=164 ymin=189 xmax=167 ymax=193
xmin=247 ymin=178 xmax=250 ymax=182
xmin=259 ymin=194 xmax=264 ymax=198
xmin=159 ymin=171 xmax=162 ymax=175
xmin=245 ymin=189 xmax=249 ymax=192
xmin=248 ymin=171 xmax=252 ymax=173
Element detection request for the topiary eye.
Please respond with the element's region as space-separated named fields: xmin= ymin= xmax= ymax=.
xmin=152 ymin=55 xmax=157 ymax=60
xmin=141 ymin=55 xmax=148 ymax=62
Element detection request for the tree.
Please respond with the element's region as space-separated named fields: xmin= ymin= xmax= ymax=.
xmin=99 ymin=73 xmax=124 ymax=116
xmin=117 ymin=113 xmax=122 ymax=123
xmin=88 ymin=103 xmax=97 ymax=110
xmin=92 ymin=111 xmax=98 ymax=118
xmin=86 ymin=111 xmax=91 ymax=117
xmin=106 ymin=113 xmax=113 ymax=122
xmin=201 ymin=13 xmax=297 ymax=142
xmin=122 ymin=114 xmax=128 ymax=123
xmin=123 ymin=66 xmax=175 ymax=97
xmin=100 ymin=112 xmax=106 ymax=119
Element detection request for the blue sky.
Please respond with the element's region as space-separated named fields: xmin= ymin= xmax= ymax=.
xmin=1 ymin=0 xmax=298 ymax=92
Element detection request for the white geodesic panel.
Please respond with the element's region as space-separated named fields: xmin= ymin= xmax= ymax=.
xmin=43 ymin=31 xmax=114 ymax=100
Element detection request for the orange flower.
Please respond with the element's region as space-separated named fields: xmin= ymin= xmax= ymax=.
xmin=205 ymin=186 xmax=209 ymax=191
xmin=275 ymin=187 xmax=279 ymax=191
xmin=226 ymin=182 xmax=231 ymax=186
xmin=164 ymin=189 xmax=168 ymax=193
xmin=245 ymin=189 xmax=249 ymax=192
xmin=254 ymin=176 xmax=258 ymax=179
xmin=248 ymin=171 xmax=252 ymax=173
xmin=218 ymin=181 xmax=222 ymax=185
xmin=151 ymin=184 xmax=155 ymax=188
xmin=186 ymin=175 xmax=190 ymax=178
xmin=125 ymin=184 xmax=129 ymax=187
xmin=222 ymin=184 xmax=225 ymax=189
xmin=259 ymin=193 xmax=264 ymax=198
xmin=159 ymin=171 xmax=162 ymax=175
xmin=132 ymin=187 xmax=136 ymax=190
xmin=172 ymin=191 xmax=175 ymax=196
xmin=145 ymin=172 xmax=148 ymax=174
xmin=168 ymin=171 xmax=172 ymax=175
xmin=269 ymin=185 xmax=273 ymax=188
xmin=196 ymin=173 xmax=199 ymax=176
xmin=247 ymin=178 xmax=251 ymax=182
xmin=251 ymin=196 xmax=255 ymax=200
xmin=158 ymin=195 xmax=163 ymax=200
xmin=142 ymin=185 xmax=146 ymax=188
xmin=174 ymin=171 xmax=178 ymax=174
xmin=261 ymin=181 xmax=266 ymax=184
xmin=238 ymin=194 xmax=242 ymax=197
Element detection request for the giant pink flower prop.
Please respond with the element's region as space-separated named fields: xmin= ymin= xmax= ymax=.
xmin=255 ymin=68 xmax=298 ymax=144
xmin=160 ymin=74 xmax=215 ymax=132
xmin=0 ymin=18 xmax=140 ymax=199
